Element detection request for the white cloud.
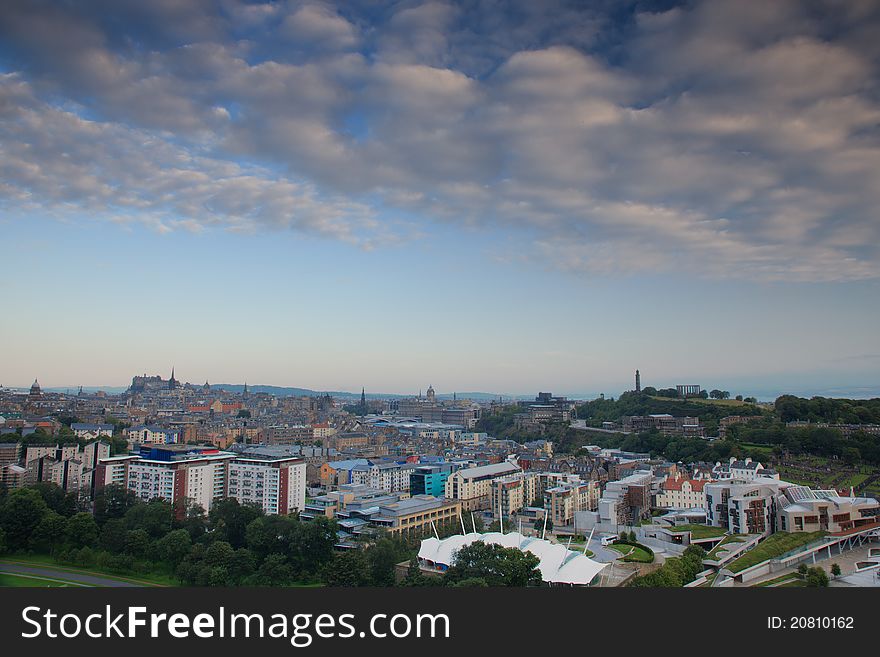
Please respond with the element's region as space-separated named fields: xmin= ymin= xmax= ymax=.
xmin=1 ymin=0 xmax=879 ymax=282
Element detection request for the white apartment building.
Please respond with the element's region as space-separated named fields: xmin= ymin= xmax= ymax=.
xmin=124 ymin=451 xmax=232 ymax=512
xmin=227 ymin=451 xmax=306 ymax=515
xmin=350 ymin=461 xmax=416 ymax=493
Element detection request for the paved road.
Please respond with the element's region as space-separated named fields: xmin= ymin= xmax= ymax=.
xmin=0 ymin=562 xmax=141 ymax=587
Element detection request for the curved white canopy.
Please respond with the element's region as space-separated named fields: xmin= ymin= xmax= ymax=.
xmin=418 ymin=531 xmax=607 ymax=585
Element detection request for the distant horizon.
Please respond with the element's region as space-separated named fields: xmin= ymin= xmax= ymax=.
xmin=5 ymin=378 xmax=879 ymax=403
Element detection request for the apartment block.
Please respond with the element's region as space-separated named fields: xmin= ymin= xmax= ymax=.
xmin=227 ymin=446 xmax=306 ymax=515
xmin=445 ymin=461 xmax=521 ymax=511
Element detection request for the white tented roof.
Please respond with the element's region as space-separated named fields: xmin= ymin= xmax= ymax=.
xmin=418 ymin=531 xmax=608 ymax=585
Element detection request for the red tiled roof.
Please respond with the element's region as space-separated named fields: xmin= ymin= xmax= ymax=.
xmin=662 ymin=478 xmax=712 ymax=492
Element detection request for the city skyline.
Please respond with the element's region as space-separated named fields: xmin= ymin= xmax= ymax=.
xmin=2 ymin=0 xmax=879 ymax=395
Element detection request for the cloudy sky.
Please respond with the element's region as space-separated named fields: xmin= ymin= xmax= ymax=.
xmin=1 ymin=0 xmax=879 ymax=397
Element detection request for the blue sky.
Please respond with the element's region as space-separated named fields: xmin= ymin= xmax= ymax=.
xmin=1 ymin=1 xmax=879 ymax=398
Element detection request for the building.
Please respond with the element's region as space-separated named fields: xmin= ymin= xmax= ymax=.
xmin=350 ymin=460 xmax=416 ymax=493
xmin=125 ymin=425 xmax=181 ymax=445
xmin=676 ymin=384 xmax=702 ymax=398
xmin=21 ymin=441 xmax=109 ymax=494
xmin=598 ymin=471 xmax=654 ymax=528
xmin=705 ymin=477 xmax=781 ymax=535
xmin=118 ymin=445 xmax=234 ymax=514
xmin=655 ymin=475 xmax=712 ymax=510
xmin=28 ymin=379 xmax=43 ymax=401
xmin=264 ymin=425 xmax=314 ymax=445
xmin=319 ymin=459 xmax=371 ymax=488
xmin=94 ymin=455 xmax=139 ymax=491
xmin=227 ymin=446 xmax=306 ymax=515
xmin=544 ymin=479 xmax=600 ymax=527
xmin=0 ymin=463 xmax=27 ymax=490
xmin=491 ymin=472 xmax=542 ymax=518
xmin=368 ymin=495 xmax=462 ymax=537
xmin=444 ymin=461 xmax=521 ymax=511
xmin=713 ymin=457 xmax=778 ymax=481
xmin=71 ymin=423 xmax=114 ymax=439
xmin=776 ymin=485 xmax=879 ymax=534
xmin=0 ymin=442 xmax=21 ymax=466
xmin=301 ymin=484 xmax=397 ymax=522
xmin=411 ymin=463 xmax=455 ymax=497
xmin=622 ymin=414 xmax=704 ymax=437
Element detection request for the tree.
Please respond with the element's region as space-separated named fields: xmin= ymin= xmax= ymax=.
xmin=629 ymin=545 xmax=705 ymax=587
xmin=32 ymin=483 xmax=78 ymax=517
xmin=123 ymin=528 xmax=151 ymax=557
xmin=29 ymin=512 xmax=68 ymax=554
xmin=806 ymin=567 xmax=829 ymax=587
xmin=321 ymin=550 xmax=372 ymax=586
xmin=99 ymin=519 xmax=128 ymax=553
xmin=0 ymin=488 xmax=49 ymax=550
xmin=831 ymin=563 xmax=841 ymax=578
xmin=444 ymin=542 xmax=542 ymax=587
xmin=365 ymin=537 xmax=411 ymax=586
xmin=65 ymin=512 xmax=99 ymax=549
xmin=209 ymin=498 xmax=263 ymax=549
xmin=735 ymin=395 xmax=743 ymax=401
xmin=252 ymin=553 xmax=297 ymax=586
xmin=156 ymin=529 xmax=192 ymax=564
xmin=449 ymin=577 xmax=489 ymax=587
xmin=93 ymin=484 xmax=139 ymax=524
xmin=710 ymin=389 xmax=724 ymax=400
xmin=123 ymin=500 xmax=173 ymax=538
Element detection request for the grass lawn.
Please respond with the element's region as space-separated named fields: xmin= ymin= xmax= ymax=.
xmin=608 ymin=543 xmax=654 ymax=563
xmin=698 ymin=572 xmax=718 ymax=588
xmin=754 ymin=573 xmax=799 ymax=587
xmin=737 ymin=443 xmax=775 ymax=458
xmin=705 ymin=535 xmax=746 ymax=561
xmin=667 ymin=524 xmax=727 ymax=539
xmin=727 ymin=532 xmax=827 ymax=573
xmin=838 ymin=473 xmax=869 ymax=489
xmin=2 ymin=554 xmax=175 ymax=586
xmin=0 ymin=572 xmax=88 ymax=587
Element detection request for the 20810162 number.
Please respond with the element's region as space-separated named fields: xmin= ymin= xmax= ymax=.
xmin=789 ymin=616 xmax=854 ymax=629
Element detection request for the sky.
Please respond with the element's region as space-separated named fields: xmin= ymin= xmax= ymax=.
xmin=1 ymin=0 xmax=879 ymax=399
